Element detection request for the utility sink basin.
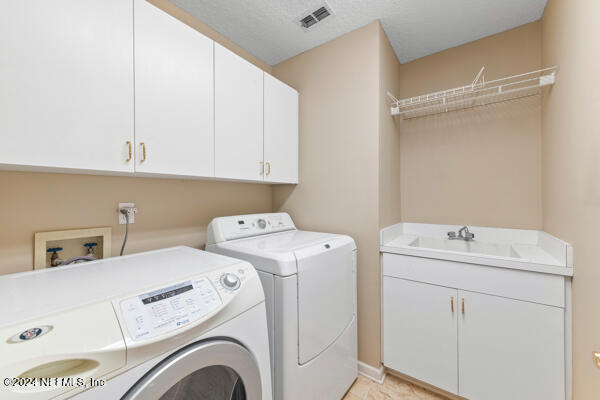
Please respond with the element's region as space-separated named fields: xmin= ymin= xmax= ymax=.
xmin=407 ymin=237 xmax=521 ymax=259
xmin=380 ymin=222 xmax=573 ymax=276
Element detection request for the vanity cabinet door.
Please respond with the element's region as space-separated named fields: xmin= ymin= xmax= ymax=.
xmin=458 ymin=290 xmax=564 ymax=400
xmin=383 ymin=277 xmax=458 ymax=394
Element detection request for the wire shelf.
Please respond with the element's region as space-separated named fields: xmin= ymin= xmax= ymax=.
xmin=388 ymin=66 xmax=558 ymax=119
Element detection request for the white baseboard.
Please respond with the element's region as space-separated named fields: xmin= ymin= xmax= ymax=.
xmin=358 ymin=361 xmax=386 ymax=384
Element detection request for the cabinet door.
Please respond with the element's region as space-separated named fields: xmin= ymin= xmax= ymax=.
xmin=458 ymin=290 xmax=564 ymax=400
xmin=383 ymin=277 xmax=458 ymax=394
xmin=264 ymin=73 xmax=298 ymax=183
xmin=214 ymin=43 xmax=263 ymax=181
xmin=0 ymin=0 xmax=134 ymax=172
xmin=134 ymin=0 xmax=214 ymax=177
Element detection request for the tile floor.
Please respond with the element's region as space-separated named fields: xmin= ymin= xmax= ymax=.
xmin=343 ymin=374 xmax=449 ymax=400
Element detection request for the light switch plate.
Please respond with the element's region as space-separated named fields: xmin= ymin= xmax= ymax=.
xmin=118 ymin=202 xmax=136 ymax=224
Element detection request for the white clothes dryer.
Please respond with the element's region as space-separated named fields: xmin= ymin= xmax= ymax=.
xmin=0 ymin=246 xmax=272 ymax=400
xmin=206 ymin=213 xmax=357 ymax=400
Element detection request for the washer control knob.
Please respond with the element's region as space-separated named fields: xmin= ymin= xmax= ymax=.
xmin=257 ymin=218 xmax=267 ymax=229
xmin=220 ymin=273 xmax=241 ymax=290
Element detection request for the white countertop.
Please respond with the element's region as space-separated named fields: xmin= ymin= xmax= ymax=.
xmin=380 ymin=223 xmax=573 ymax=276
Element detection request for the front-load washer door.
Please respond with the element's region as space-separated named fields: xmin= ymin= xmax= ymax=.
xmin=295 ymin=237 xmax=355 ymax=364
xmin=123 ymin=340 xmax=262 ymax=400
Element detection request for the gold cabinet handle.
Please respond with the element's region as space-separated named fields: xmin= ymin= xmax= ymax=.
xmin=265 ymin=162 xmax=271 ymax=176
xmin=126 ymin=141 xmax=132 ymax=162
xmin=461 ymin=298 xmax=465 ymax=314
xmin=451 ymin=297 xmax=454 ymax=312
xmin=140 ymin=142 xmax=146 ymax=162
xmin=260 ymin=161 xmax=264 ymax=176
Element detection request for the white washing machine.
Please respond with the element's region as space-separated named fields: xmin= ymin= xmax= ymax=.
xmin=0 ymin=246 xmax=272 ymax=400
xmin=206 ymin=213 xmax=358 ymax=400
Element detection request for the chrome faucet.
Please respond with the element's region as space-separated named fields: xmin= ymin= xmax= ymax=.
xmin=447 ymin=226 xmax=475 ymax=241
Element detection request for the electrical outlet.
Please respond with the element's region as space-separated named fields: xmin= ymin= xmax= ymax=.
xmin=118 ymin=202 xmax=137 ymax=224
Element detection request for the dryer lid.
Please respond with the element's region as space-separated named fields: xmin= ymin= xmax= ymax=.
xmin=296 ymin=236 xmax=356 ymax=364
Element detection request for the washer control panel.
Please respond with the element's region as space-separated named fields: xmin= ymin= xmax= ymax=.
xmin=212 ymin=213 xmax=296 ymax=241
xmin=120 ymin=277 xmax=222 ymax=342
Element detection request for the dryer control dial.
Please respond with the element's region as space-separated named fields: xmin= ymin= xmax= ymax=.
xmin=220 ymin=273 xmax=241 ymax=290
xmin=256 ymin=218 xmax=267 ymax=229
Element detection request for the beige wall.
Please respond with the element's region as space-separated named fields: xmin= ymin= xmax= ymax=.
xmin=0 ymin=172 xmax=272 ymax=274
xmin=378 ymin=23 xmax=402 ymax=229
xmin=0 ymin=1 xmax=275 ymax=275
xmin=271 ymin=21 xmax=383 ymax=367
xmin=541 ymin=0 xmax=600 ymax=398
xmin=398 ymin=23 xmax=543 ymax=229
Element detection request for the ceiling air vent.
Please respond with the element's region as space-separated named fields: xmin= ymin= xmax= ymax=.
xmin=298 ymin=3 xmax=334 ymax=31
xmin=312 ymin=6 xmax=331 ymax=21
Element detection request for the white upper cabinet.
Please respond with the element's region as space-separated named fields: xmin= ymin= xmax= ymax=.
xmin=0 ymin=1 xmax=299 ymax=183
xmin=134 ymin=0 xmax=214 ymax=177
xmin=0 ymin=0 xmax=134 ymax=173
xmin=264 ymin=73 xmax=299 ymax=184
xmin=214 ymin=43 xmax=264 ymax=181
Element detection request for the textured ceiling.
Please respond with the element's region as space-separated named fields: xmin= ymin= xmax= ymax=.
xmin=170 ymin=0 xmax=547 ymax=65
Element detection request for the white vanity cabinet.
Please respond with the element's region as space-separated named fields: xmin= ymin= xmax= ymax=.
xmin=458 ymin=290 xmax=564 ymax=400
xmin=0 ymin=0 xmax=135 ymax=173
xmin=383 ymin=278 xmax=458 ymax=394
xmin=382 ymin=251 xmax=569 ymax=400
xmin=134 ymin=0 xmax=214 ymax=177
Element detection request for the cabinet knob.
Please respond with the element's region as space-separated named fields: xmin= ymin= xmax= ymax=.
xmin=265 ymin=162 xmax=271 ymax=176
xmin=451 ymin=297 xmax=454 ymax=312
xmin=126 ymin=141 xmax=132 ymax=162
xmin=140 ymin=142 xmax=147 ymax=163
xmin=461 ymin=298 xmax=465 ymax=314
xmin=260 ymin=161 xmax=264 ymax=176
